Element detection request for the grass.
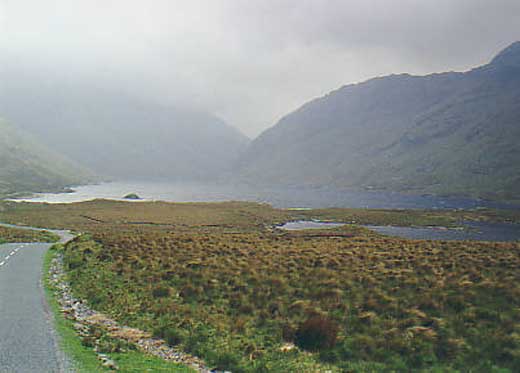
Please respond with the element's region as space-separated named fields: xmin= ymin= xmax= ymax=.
xmin=0 ymin=225 xmax=60 ymax=243
xmin=4 ymin=200 xmax=519 ymax=371
xmin=43 ymin=244 xmax=194 ymax=372
xmin=1 ymin=199 xmax=519 ymax=231
xmin=62 ymin=229 xmax=520 ymax=372
xmin=43 ymin=244 xmax=104 ymax=372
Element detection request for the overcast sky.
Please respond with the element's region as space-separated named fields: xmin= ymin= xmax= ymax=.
xmin=1 ymin=0 xmax=519 ymax=137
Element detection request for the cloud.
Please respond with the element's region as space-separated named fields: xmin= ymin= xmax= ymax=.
xmin=1 ymin=0 xmax=519 ymax=136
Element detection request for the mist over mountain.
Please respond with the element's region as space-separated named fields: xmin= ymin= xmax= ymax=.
xmin=0 ymin=74 xmax=249 ymax=181
xmin=0 ymin=119 xmax=93 ymax=197
xmin=237 ymin=42 xmax=520 ymax=201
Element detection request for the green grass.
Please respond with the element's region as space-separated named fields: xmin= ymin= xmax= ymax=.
xmin=43 ymin=244 xmax=194 ymax=372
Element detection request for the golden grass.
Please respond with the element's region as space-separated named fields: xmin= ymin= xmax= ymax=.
xmin=1 ymin=199 xmax=519 ymax=371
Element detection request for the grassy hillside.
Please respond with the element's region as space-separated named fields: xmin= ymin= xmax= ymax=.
xmin=0 ymin=119 xmax=94 ymax=198
xmin=237 ymin=42 xmax=520 ymax=202
xmin=1 ymin=200 xmax=519 ymax=371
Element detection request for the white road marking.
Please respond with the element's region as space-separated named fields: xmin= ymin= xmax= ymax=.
xmin=0 ymin=246 xmax=22 ymax=269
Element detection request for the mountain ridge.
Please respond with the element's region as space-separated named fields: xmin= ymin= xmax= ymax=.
xmin=236 ymin=42 xmax=520 ymax=201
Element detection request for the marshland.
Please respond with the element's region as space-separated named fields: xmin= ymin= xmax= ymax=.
xmin=1 ymin=200 xmax=519 ymax=371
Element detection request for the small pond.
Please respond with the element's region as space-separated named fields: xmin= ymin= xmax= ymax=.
xmin=278 ymin=221 xmax=346 ymax=230
xmin=366 ymin=221 xmax=520 ymax=242
xmin=277 ymin=220 xmax=520 ymax=242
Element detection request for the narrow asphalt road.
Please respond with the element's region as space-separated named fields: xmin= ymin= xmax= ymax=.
xmin=0 ymin=225 xmax=73 ymax=372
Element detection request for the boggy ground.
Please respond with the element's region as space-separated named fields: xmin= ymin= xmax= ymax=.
xmin=0 ymin=200 xmax=519 ymax=371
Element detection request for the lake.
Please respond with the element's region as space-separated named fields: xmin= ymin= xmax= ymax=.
xmin=11 ymin=181 xmax=520 ymax=241
xmin=14 ymin=181 xmax=520 ymax=210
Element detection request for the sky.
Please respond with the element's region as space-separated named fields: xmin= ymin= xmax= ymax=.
xmin=1 ymin=0 xmax=519 ymax=137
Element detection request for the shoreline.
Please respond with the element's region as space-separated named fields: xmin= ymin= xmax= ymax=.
xmin=5 ymin=181 xmax=520 ymax=211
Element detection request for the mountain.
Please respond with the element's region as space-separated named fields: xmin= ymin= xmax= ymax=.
xmin=0 ymin=78 xmax=249 ymax=181
xmin=0 ymin=119 xmax=93 ymax=197
xmin=237 ymin=42 xmax=520 ymax=201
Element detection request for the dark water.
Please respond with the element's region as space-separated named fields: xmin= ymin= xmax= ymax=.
xmin=366 ymin=221 xmax=520 ymax=242
xmin=278 ymin=220 xmax=520 ymax=242
xmin=13 ymin=181 xmax=520 ymax=210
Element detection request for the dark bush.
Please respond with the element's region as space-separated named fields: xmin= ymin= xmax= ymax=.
xmin=295 ymin=316 xmax=339 ymax=351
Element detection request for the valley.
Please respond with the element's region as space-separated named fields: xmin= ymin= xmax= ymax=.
xmin=0 ymin=7 xmax=519 ymax=371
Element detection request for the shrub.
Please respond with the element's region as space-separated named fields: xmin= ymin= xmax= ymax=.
xmin=295 ymin=316 xmax=339 ymax=351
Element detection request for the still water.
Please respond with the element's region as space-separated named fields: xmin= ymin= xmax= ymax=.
xmin=366 ymin=221 xmax=520 ymax=242
xmin=15 ymin=181 xmax=520 ymax=210
xmin=279 ymin=221 xmax=346 ymax=230
xmin=278 ymin=220 xmax=520 ymax=242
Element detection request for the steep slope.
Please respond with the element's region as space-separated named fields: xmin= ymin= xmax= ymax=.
xmin=238 ymin=42 xmax=520 ymax=201
xmin=0 ymin=79 xmax=249 ymax=181
xmin=0 ymin=120 xmax=93 ymax=197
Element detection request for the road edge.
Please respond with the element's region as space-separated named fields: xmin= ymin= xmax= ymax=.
xmin=43 ymin=244 xmax=104 ymax=372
